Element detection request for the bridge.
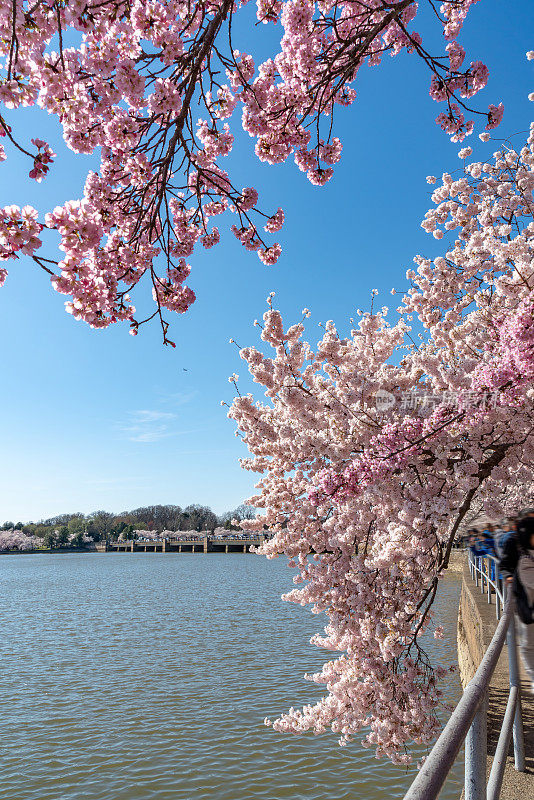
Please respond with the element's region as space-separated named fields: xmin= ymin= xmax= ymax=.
xmin=99 ymin=535 xmax=266 ymax=554
xmin=404 ymin=550 xmax=533 ymax=800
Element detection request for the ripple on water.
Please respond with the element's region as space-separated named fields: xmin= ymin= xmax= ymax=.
xmin=0 ymin=554 xmax=464 ymax=800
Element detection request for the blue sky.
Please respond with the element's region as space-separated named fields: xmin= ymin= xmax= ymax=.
xmin=0 ymin=1 xmax=532 ymax=523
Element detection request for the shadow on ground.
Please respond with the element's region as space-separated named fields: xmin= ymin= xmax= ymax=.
xmin=487 ymin=685 xmax=534 ymax=776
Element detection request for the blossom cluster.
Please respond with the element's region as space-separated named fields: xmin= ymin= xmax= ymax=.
xmin=133 ymin=529 xmax=160 ymax=540
xmin=67 ymin=532 xmax=93 ymax=544
xmin=229 ymin=121 xmax=534 ymax=762
xmin=0 ymin=0 xmax=497 ymax=339
xmin=0 ymin=529 xmax=39 ymax=551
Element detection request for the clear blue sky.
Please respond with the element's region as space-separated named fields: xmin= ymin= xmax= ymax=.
xmin=0 ymin=1 xmax=532 ymax=523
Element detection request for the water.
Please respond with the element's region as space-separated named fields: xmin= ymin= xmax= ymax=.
xmin=0 ymin=553 xmax=463 ymax=800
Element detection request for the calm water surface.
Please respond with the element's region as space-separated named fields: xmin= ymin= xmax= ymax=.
xmin=0 ymin=554 xmax=463 ymax=800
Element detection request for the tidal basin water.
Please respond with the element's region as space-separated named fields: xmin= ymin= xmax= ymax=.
xmin=0 ymin=553 xmax=463 ymax=800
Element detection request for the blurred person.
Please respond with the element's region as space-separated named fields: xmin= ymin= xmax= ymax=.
xmin=499 ymin=515 xmax=534 ymax=691
xmin=495 ymin=518 xmax=514 ymax=559
xmin=468 ymin=524 xmax=498 ymax=585
xmin=467 ymin=528 xmax=481 ymax=552
xmin=481 ymin=523 xmax=498 ymax=553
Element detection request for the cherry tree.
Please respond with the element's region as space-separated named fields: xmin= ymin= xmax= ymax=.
xmin=0 ymin=529 xmax=39 ymax=550
xmin=133 ymin=528 xmax=160 ymax=539
xmin=67 ymin=531 xmax=94 ymax=544
xmin=0 ymin=0 xmax=500 ymax=343
xmin=228 ymin=115 xmax=534 ymax=763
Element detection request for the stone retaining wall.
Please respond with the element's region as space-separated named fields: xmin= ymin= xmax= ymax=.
xmin=457 ymin=570 xmax=486 ymax=687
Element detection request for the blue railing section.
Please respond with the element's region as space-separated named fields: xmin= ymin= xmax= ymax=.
xmin=403 ymin=552 xmax=525 ymax=800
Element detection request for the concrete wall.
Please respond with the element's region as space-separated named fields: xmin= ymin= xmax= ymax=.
xmin=457 ymin=571 xmax=486 ymax=687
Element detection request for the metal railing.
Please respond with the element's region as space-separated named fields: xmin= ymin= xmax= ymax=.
xmin=403 ymin=551 xmax=525 ymax=800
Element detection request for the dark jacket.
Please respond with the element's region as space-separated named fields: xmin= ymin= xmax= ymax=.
xmin=498 ymin=531 xmax=519 ymax=580
xmin=470 ymin=536 xmax=496 ymax=558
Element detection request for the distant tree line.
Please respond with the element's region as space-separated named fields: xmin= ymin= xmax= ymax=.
xmin=0 ymin=504 xmax=256 ymax=547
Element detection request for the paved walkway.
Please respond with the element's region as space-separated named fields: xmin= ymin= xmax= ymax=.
xmin=460 ymin=558 xmax=534 ymax=798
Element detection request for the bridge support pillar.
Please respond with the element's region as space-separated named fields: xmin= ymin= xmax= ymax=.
xmin=131 ymin=541 xmax=134 ymax=552
xmin=204 ymin=536 xmax=208 ymax=553
xmin=162 ymin=539 xmax=166 ymax=552
xmin=225 ymin=544 xmax=228 ymax=553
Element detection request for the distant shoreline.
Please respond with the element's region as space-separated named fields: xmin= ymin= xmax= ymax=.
xmin=0 ymin=539 xmax=264 ymax=556
xmin=0 ymin=547 xmax=93 ymax=556
xmin=1 ymin=544 xmax=466 ymax=560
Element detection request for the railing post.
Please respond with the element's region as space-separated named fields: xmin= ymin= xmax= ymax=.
xmin=495 ymin=564 xmax=501 ymax=620
xmin=505 ymin=586 xmax=526 ymax=772
xmin=464 ymin=690 xmax=488 ymax=800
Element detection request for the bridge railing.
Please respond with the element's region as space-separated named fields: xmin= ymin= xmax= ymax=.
xmin=108 ymin=535 xmax=265 ymax=546
xmin=403 ymin=551 xmax=525 ymax=800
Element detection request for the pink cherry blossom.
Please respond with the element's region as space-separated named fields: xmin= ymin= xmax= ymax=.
xmin=0 ymin=529 xmax=39 ymax=551
xmin=229 ymin=122 xmax=534 ymax=762
xmin=0 ymin=0 xmax=498 ymax=339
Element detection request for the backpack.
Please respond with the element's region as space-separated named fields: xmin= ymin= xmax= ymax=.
xmin=495 ymin=529 xmax=514 ymax=560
